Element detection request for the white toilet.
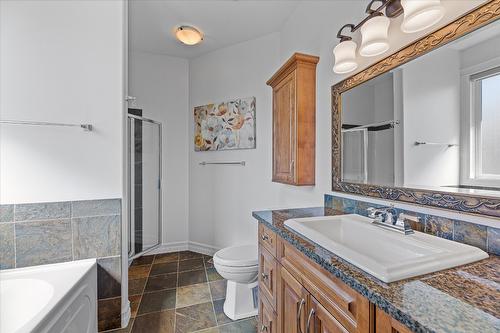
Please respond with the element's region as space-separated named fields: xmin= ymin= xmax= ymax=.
xmin=213 ymin=244 xmax=259 ymax=321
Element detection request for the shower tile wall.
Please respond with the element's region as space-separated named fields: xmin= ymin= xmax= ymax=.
xmin=0 ymin=199 xmax=122 ymax=331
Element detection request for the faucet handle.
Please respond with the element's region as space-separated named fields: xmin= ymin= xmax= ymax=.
xmin=397 ymin=213 xmax=420 ymax=223
xmin=366 ymin=207 xmax=378 ymax=218
xmin=367 ymin=206 xmax=395 ymax=221
xmin=396 ymin=213 xmax=419 ymax=234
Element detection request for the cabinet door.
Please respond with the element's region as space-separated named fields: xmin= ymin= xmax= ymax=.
xmin=259 ymin=246 xmax=278 ymax=309
xmin=308 ymin=297 xmax=349 ymax=333
xmin=259 ymin=291 xmax=278 ymax=333
xmin=278 ymin=266 xmax=308 ymax=333
xmin=272 ymin=71 xmax=296 ymax=184
xmin=375 ymin=308 xmax=413 ymax=333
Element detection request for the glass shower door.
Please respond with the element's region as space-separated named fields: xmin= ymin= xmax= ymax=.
xmin=128 ymin=115 xmax=162 ymax=259
xmin=341 ymin=128 xmax=368 ymax=184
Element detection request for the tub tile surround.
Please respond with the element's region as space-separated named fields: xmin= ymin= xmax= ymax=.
xmin=15 ymin=219 xmax=73 ymax=267
xmin=0 ymin=198 xmax=123 ymax=331
xmin=0 ymin=223 xmax=15 ymax=269
xmin=324 ymin=194 xmax=500 ymax=254
xmin=252 ymin=207 xmax=500 ymax=333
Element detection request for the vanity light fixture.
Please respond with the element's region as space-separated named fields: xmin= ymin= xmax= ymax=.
xmin=333 ymin=24 xmax=359 ymax=74
xmin=175 ymin=25 xmax=204 ymax=45
xmin=401 ymin=0 xmax=444 ymax=33
xmin=332 ymin=0 xmax=444 ymax=74
xmin=359 ymin=14 xmax=390 ymax=57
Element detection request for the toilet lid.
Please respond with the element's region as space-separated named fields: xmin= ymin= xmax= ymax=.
xmin=214 ymin=244 xmax=258 ymax=267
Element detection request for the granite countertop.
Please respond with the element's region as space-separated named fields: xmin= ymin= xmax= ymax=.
xmin=252 ymin=207 xmax=500 ymax=333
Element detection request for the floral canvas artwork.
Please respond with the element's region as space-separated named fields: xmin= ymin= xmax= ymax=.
xmin=194 ymin=97 xmax=256 ymax=151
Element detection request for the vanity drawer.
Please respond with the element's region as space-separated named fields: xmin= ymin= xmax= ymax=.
xmin=259 ymin=245 xmax=278 ymax=310
xmin=259 ymin=224 xmax=277 ymax=257
xmin=259 ymin=288 xmax=278 ymax=333
xmin=278 ymin=240 xmax=371 ymax=333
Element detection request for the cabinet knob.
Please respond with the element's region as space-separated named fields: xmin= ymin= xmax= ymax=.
xmin=260 ymin=325 xmax=268 ymax=332
xmin=261 ymin=272 xmax=269 ymax=280
xmin=261 ymin=234 xmax=269 ymax=241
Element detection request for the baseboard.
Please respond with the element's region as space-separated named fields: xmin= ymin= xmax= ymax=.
xmin=148 ymin=241 xmax=189 ymax=254
xmin=121 ymin=300 xmax=131 ymax=329
xmin=188 ymin=241 xmax=220 ymax=256
xmin=147 ymin=241 xmax=220 ymax=256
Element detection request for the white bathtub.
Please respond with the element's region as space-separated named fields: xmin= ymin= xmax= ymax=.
xmin=0 ymin=259 xmax=97 ymax=333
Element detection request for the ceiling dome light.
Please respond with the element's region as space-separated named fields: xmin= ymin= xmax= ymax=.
xmin=401 ymin=0 xmax=444 ymax=33
xmin=175 ymin=26 xmax=203 ymax=45
xmin=333 ymin=40 xmax=358 ymax=74
xmin=359 ymin=15 xmax=390 ymax=57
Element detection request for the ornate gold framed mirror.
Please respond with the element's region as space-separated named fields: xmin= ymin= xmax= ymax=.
xmin=332 ymin=0 xmax=500 ymax=218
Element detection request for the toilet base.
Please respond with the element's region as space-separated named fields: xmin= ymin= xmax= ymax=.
xmin=223 ymin=280 xmax=258 ymax=321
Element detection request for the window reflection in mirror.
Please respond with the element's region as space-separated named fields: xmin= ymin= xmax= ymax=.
xmin=340 ymin=20 xmax=500 ymax=195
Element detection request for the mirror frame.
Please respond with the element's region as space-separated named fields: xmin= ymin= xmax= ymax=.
xmin=332 ymin=0 xmax=500 ymax=219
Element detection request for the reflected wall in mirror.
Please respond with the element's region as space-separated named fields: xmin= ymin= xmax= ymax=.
xmin=342 ymin=19 xmax=500 ymax=193
xmin=332 ymin=1 xmax=500 ymax=218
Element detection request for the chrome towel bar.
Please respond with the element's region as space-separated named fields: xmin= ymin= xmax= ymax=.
xmin=199 ymin=161 xmax=246 ymax=166
xmin=415 ymin=141 xmax=458 ymax=147
xmin=0 ymin=120 xmax=92 ymax=131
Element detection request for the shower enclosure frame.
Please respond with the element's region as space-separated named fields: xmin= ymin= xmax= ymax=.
xmin=127 ymin=114 xmax=163 ymax=261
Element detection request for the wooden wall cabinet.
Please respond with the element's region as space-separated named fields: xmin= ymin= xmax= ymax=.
xmin=258 ymin=223 xmax=414 ymax=333
xmin=266 ymin=53 xmax=319 ymax=186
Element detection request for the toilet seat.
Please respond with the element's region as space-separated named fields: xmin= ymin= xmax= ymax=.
xmin=213 ymin=244 xmax=258 ymax=267
xmin=214 ymin=263 xmax=258 ymax=274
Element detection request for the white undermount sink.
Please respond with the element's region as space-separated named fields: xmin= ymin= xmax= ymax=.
xmin=284 ymin=214 xmax=489 ymax=283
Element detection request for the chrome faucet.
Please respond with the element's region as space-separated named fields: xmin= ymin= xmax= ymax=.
xmin=367 ymin=207 xmax=419 ymax=235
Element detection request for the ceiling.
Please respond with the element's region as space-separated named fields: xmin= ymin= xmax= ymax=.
xmin=128 ymin=0 xmax=301 ymax=59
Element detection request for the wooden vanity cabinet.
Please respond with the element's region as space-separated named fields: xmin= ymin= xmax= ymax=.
xmin=278 ymin=266 xmax=308 ymax=333
xmin=375 ymin=308 xmax=412 ymax=333
xmin=310 ymin=296 xmax=350 ymax=333
xmin=259 ymin=291 xmax=278 ymax=333
xmin=266 ymin=53 xmax=319 ymax=186
xmin=258 ymin=224 xmax=373 ymax=333
xmin=257 ymin=223 xmax=416 ymax=333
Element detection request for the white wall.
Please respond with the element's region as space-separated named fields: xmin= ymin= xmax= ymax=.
xmin=187 ymin=0 xmax=488 ymax=250
xmin=189 ymin=33 xmax=333 ymax=250
xmin=0 ymin=0 xmax=125 ymax=204
xmin=372 ymin=76 xmax=395 ymax=186
xmin=402 ymin=48 xmax=461 ymax=187
xmin=128 ymin=51 xmax=189 ymax=245
xmin=460 ymin=34 xmax=500 ymax=69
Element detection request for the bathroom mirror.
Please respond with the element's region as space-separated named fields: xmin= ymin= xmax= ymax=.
xmin=332 ymin=1 xmax=500 ymax=218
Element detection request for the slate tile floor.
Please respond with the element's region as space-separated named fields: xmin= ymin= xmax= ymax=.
xmin=105 ymin=251 xmax=258 ymax=333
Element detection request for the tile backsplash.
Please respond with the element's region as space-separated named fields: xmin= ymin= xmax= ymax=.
xmin=325 ymin=194 xmax=499 ymax=255
xmin=0 ymin=198 xmax=122 ymax=331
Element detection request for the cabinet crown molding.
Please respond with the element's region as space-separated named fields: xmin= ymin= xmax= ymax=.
xmin=266 ymin=52 xmax=320 ymax=87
